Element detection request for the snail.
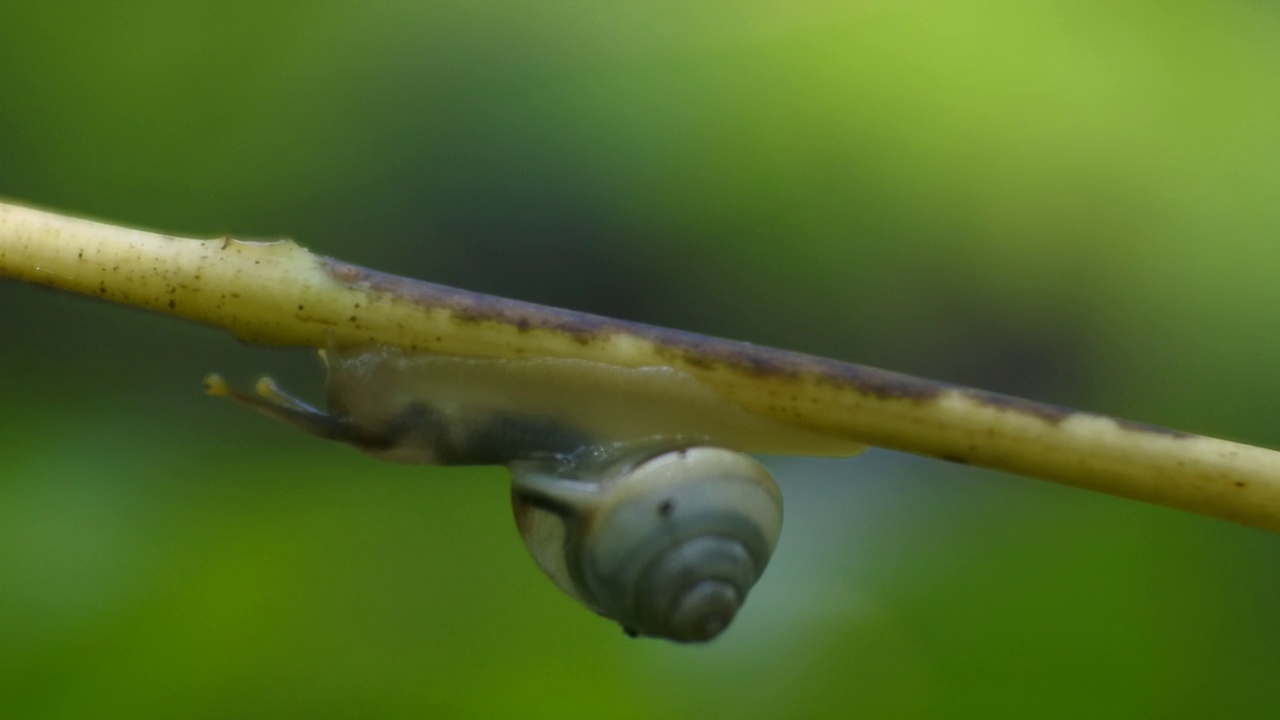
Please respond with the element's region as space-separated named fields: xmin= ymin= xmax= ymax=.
xmin=205 ymin=344 xmax=857 ymax=642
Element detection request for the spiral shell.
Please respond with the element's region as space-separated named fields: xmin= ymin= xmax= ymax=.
xmin=511 ymin=445 xmax=782 ymax=643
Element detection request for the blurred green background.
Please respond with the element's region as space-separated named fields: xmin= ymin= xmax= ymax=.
xmin=2 ymin=1 xmax=1279 ymax=717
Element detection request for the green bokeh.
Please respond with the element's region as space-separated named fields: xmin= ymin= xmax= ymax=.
xmin=2 ymin=2 xmax=1278 ymax=717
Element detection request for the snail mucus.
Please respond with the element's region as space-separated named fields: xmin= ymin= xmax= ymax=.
xmin=205 ymin=344 xmax=859 ymax=643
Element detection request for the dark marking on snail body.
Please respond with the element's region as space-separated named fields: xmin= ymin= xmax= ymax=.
xmin=382 ymin=405 xmax=591 ymax=466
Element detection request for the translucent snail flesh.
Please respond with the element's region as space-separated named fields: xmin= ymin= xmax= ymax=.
xmin=204 ymin=344 xmax=855 ymax=642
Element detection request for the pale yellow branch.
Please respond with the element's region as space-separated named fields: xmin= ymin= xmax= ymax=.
xmin=4 ymin=199 xmax=1280 ymax=530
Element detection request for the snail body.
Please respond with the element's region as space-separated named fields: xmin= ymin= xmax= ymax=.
xmin=206 ymin=344 xmax=833 ymax=641
xmin=315 ymin=345 xmax=861 ymax=462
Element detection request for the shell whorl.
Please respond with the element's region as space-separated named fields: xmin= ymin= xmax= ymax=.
xmin=511 ymin=445 xmax=782 ymax=642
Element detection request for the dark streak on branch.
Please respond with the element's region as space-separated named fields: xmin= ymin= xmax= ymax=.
xmin=324 ymin=259 xmax=1191 ymax=440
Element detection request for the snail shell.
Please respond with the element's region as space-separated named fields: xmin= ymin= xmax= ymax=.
xmin=511 ymin=445 xmax=782 ymax=643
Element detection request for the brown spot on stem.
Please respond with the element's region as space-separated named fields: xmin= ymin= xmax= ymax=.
xmin=1114 ymin=418 xmax=1194 ymax=438
xmin=962 ymin=388 xmax=1074 ymax=424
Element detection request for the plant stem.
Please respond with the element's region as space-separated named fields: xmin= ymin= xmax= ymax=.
xmin=3 ymin=199 xmax=1279 ymax=530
